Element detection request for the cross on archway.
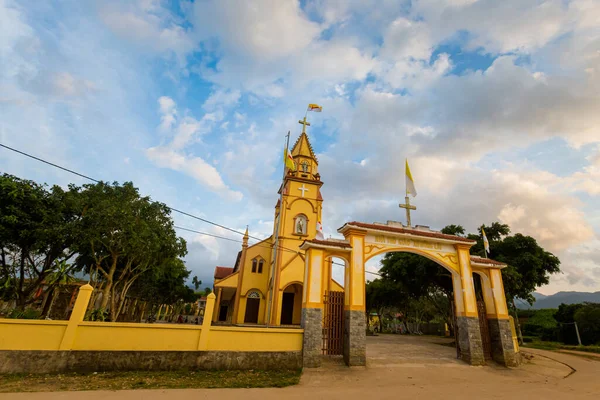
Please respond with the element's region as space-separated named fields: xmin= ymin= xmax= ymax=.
xmin=399 ymin=196 xmax=416 ymax=227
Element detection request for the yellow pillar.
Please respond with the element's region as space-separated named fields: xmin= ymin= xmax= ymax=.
xmin=342 ymin=229 xmax=366 ymax=366
xmin=489 ymin=268 xmax=509 ymax=318
xmin=198 ymin=293 xmax=216 ymax=350
xmin=302 ymin=248 xmax=325 ymax=309
xmin=59 ymin=284 xmax=93 ymax=350
xmin=344 ymin=230 xmax=366 ymax=312
xmin=454 ymin=245 xmax=485 ymax=365
xmin=212 ymin=288 xmax=222 ymax=322
xmin=456 ymin=245 xmax=478 ymax=318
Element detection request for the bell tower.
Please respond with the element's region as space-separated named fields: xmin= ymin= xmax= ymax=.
xmin=269 ymin=128 xmax=323 ymax=325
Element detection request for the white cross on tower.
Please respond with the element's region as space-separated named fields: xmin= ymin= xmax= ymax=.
xmin=298 ymin=184 xmax=309 ymax=197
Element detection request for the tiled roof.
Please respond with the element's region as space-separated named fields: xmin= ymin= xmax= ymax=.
xmin=304 ymin=239 xmax=352 ymax=249
xmin=214 ymin=266 xmax=234 ymax=280
xmin=470 ymin=256 xmax=506 ymax=266
xmin=340 ymin=221 xmax=475 ymax=243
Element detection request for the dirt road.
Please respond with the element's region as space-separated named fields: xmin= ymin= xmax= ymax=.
xmin=1 ymin=335 xmax=598 ymax=399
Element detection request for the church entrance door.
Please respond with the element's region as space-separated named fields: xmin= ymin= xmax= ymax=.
xmin=244 ymin=298 xmax=260 ymax=323
xmin=281 ymin=292 xmax=295 ymax=325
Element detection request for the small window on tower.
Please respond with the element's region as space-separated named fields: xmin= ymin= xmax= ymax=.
xmin=251 ymin=259 xmax=257 ymax=273
xmin=301 ymin=161 xmax=309 ymax=173
xmin=258 ymin=260 xmax=264 ymax=273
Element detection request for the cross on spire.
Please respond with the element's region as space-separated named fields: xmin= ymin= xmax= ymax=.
xmin=399 ymin=196 xmax=416 ymax=227
xmin=299 ymin=116 xmax=311 ymax=133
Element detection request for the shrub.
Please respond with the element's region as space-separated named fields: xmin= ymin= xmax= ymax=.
xmin=7 ymin=308 xmax=42 ymax=319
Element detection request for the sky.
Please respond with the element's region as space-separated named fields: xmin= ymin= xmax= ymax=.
xmin=1 ymin=0 xmax=599 ymax=295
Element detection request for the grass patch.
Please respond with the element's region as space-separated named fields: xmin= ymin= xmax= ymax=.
xmin=523 ymin=340 xmax=600 ymax=354
xmin=0 ymin=369 xmax=302 ymax=393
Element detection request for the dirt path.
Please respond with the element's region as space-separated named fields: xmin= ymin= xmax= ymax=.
xmin=2 ymin=335 xmax=599 ymax=399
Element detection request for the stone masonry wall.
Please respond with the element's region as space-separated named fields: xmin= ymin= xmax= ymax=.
xmin=0 ymin=350 xmax=302 ymax=374
xmin=456 ymin=316 xmax=486 ymax=366
xmin=301 ymin=307 xmax=323 ymax=368
xmin=488 ymin=318 xmax=521 ymax=367
xmin=343 ymin=310 xmax=366 ymax=366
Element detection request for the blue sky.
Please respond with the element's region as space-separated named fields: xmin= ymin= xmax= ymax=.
xmin=1 ymin=0 xmax=599 ymax=294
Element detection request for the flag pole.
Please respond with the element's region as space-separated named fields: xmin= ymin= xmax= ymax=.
xmin=266 ymin=131 xmax=291 ymax=327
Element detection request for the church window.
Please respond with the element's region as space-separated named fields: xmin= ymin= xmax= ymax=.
xmin=247 ymin=290 xmax=260 ymax=299
xmin=294 ymin=214 xmax=308 ymax=235
xmin=251 ymin=257 xmax=264 ymax=273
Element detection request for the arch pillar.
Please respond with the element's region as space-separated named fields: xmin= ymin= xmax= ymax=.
xmin=487 ymin=268 xmax=520 ymax=366
xmin=454 ymin=245 xmax=486 ymax=365
xmin=301 ymin=247 xmax=325 ymax=367
xmin=343 ymin=229 xmax=367 ymax=366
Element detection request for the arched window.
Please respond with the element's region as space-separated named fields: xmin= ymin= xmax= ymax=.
xmin=294 ymin=214 xmax=308 ymax=235
xmin=247 ymin=290 xmax=261 ymax=299
xmin=251 ymin=257 xmax=264 ymax=273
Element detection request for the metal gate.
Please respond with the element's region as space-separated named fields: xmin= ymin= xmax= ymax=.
xmin=322 ymin=290 xmax=344 ymax=355
xmin=477 ymin=300 xmax=493 ymax=361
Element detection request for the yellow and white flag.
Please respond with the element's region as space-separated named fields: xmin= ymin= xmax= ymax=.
xmin=284 ymin=146 xmax=296 ymax=171
xmin=482 ymin=228 xmax=490 ymax=254
xmin=405 ymin=159 xmax=417 ymax=197
xmin=316 ymin=221 xmax=324 ymax=240
xmin=307 ymin=103 xmax=323 ymax=112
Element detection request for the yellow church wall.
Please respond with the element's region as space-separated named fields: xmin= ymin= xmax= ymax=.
xmin=214 ymin=271 xmax=238 ymax=288
xmin=235 ymin=239 xmax=272 ymax=324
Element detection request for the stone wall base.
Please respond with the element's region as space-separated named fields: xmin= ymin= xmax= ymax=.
xmin=0 ymin=351 xmax=302 ymax=374
xmin=343 ymin=310 xmax=366 ymax=366
xmin=488 ymin=318 xmax=521 ymax=367
xmin=301 ymin=307 xmax=323 ymax=368
xmin=456 ymin=316 xmax=486 ymax=366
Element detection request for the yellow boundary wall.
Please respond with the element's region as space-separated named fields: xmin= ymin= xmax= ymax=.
xmin=0 ymin=285 xmax=302 ymax=353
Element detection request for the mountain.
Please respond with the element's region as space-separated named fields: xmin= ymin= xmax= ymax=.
xmin=518 ymin=291 xmax=600 ymax=309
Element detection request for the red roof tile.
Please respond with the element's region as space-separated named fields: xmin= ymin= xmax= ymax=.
xmin=214 ymin=266 xmax=234 ymax=280
xmin=470 ymin=256 xmax=506 ymax=266
xmin=340 ymin=222 xmax=475 ymax=243
xmin=304 ymin=239 xmax=352 ymax=249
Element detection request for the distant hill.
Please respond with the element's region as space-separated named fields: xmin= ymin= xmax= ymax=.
xmin=518 ymin=291 xmax=600 ymax=309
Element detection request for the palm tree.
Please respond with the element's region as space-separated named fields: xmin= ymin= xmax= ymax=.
xmin=192 ymin=276 xmax=201 ymax=291
xmin=42 ymin=260 xmax=77 ymax=319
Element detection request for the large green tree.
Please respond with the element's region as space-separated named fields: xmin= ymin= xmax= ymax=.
xmin=75 ymin=181 xmax=187 ymax=321
xmin=0 ymin=174 xmax=82 ymax=309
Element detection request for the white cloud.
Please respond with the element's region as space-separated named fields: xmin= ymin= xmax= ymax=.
xmin=146 ymin=146 xmax=243 ymax=201
xmin=98 ymin=0 xmax=195 ymax=59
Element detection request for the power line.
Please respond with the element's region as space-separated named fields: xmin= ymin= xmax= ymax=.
xmin=1 ymin=143 xmax=380 ymax=276
xmin=1 ymin=143 xmax=100 ymax=183
xmin=0 ymin=142 xmax=258 ymax=241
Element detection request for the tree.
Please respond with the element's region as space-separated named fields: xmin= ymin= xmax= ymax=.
xmin=554 ymin=303 xmax=584 ymax=345
xmin=574 ymin=303 xmax=600 ymax=345
xmin=129 ymin=258 xmax=196 ymax=309
xmin=75 ymin=181 xmax=187 ymax=321
xmin=192 ymin=276 xmax=202 ymax=290
xmin=0 ymin=174 xmax=82 ymax=309
xmin=366 ymin=278 xmax=406 ymax=331
xmin=441 ymin=224 xmax=465 ymax=236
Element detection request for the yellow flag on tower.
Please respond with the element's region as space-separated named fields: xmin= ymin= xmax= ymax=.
xmin=405 ymin=159 xmax=417 ymax=197
xmin=307 ymin=103 xmax=323 ymax=112
xmin=284 ymin=146 xmax=296 ymax=171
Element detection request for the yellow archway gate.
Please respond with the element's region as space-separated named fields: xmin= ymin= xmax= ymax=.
xmin=300 ymin=221 xmax=520 ymax=368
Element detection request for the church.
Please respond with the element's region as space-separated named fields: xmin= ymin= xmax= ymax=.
xmin=212 ymin=130 xmax=343 ymax=326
